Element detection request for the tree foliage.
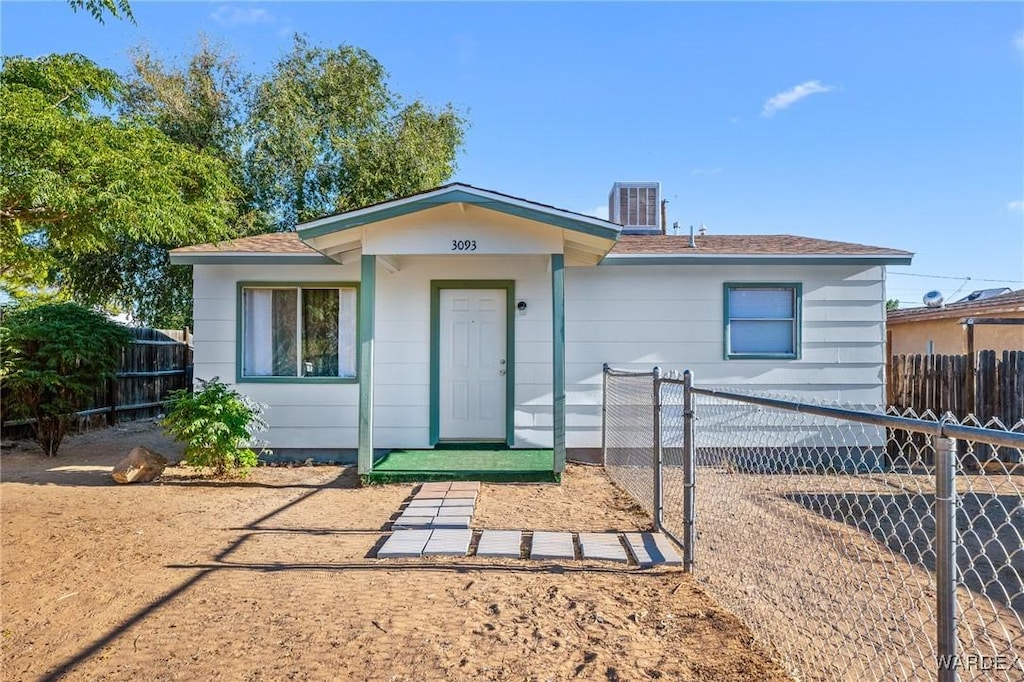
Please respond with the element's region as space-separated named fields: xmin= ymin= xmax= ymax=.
xmin=247 ymin=35 xmax=465 ymax=230
xmin=886 ymin=299 xmax=900 ymax=311
xmin=0 ymin=53 xmax=239 ymax=322
xmin=162 ymin=378 xmax=267 ymax=476
xmin=66 ymin=0 xmax=134 ymax=24
xmin=0 ymin=302 xmax=131 ymax=456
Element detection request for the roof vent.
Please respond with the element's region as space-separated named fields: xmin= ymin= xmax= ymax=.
xmin=923 ymin=290 xmax=944 ymax=308
xmin=609 ymin=182 xmax=661 ymax=234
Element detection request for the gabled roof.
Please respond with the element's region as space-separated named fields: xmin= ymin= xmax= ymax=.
xmin=888 ymin=289 xmax=1024 ymax=324
xmin=169 ymin=232 xmax=333 ymax=265
xmin=297 ymin=182 xmax=622 ymax=241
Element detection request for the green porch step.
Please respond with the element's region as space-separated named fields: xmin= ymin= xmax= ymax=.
xmin=363 ymin=448 xmax=559 ymax=485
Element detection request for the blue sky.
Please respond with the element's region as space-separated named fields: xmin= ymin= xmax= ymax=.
xmin=3 ymin=1 xmax=1023 ymax=306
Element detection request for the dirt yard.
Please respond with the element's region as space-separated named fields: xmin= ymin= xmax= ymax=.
xmin=1 ymin=422 xmax=788 ymax=682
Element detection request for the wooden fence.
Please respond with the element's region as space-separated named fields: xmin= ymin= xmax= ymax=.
xmin=888 ymin=350 xmax=1024 ymax=426
xmin=1 ymin=327 xmax=193 ymax=440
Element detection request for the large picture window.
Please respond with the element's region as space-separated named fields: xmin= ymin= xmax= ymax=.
xmin=724 ymin=284 xmax=801 ymax=359
xmin=241 ymin=285 xmax=357 ymax=380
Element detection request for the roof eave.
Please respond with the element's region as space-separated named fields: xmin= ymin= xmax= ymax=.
xmin=296 ymin=185 xmax=622 ymax=242
xmin=600 ymin=253 xmax=914 ymax=266
xmin=169 ymin=252 xmax=335 ymax=265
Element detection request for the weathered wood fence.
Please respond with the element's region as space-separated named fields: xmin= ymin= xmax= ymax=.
xmin=1 ymin=327 xmax=193 ymax=440
xmin=888 ymin=350 xmax=1024 ymax=426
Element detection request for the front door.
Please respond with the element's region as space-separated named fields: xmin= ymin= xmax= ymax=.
xmin=439 ymin=289 xmax=506 ymax=440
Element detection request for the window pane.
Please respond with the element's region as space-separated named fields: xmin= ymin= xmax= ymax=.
xmin=338 ymin=288 xmax=357 ymax=377
xmin=730 ymin=289 xmax=794 ymax=319
xmin=243 ymin=288 xmax=297 ymax=376
xmin=730 ymin=320 xmax=794 ymax=354
xmin=302 ymin=289 xmax=340 ymax=377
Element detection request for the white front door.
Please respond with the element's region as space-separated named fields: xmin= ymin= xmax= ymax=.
xmin=439 ymin=289 xmax=506 ymax=441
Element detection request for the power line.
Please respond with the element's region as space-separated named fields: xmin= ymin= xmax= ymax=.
xmin=887 ymin=271 xmax=1024 ymax=284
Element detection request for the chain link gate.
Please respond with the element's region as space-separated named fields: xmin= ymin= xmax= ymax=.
xmin=602 ymin=365 xmax=1024 ymax=682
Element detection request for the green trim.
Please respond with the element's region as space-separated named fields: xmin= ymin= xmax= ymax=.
xmin=171 ymin=254 xmax=335 ymax=265
xmin=551 ymin=254 xmax=566 ymax=473
xmin=723 ymin=282 xmax=803 ymax=360
xmin=601 ymin=255 xmax=913 ymax=266
xmin=429 ymin=280 xmax=516 ymax=447
xmin=299 ymin=187 xmax=620 ymax=241
xmin=235 ymin=281 xmax=360 ymax=384
xmin=358 ymin=256 xmax=376 ymax=475
xmin=364 ymin=470 xmax=560 ymax=485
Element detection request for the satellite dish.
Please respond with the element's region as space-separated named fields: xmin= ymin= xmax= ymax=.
xmin=923 ymin=290 xmax=944 ymax=308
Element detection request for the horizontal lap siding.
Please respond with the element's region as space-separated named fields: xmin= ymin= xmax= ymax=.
xmin=564 ymin=264 xmax=886 ymax=448
xmin=193 ymin=263 xmax=360 ymax=450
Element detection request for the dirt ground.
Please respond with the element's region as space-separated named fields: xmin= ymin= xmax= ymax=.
xmin=1 ymin=422 xmax=789 ymax=682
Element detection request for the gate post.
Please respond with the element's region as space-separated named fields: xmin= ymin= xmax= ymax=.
xmin=601 ymin=363 xmax=609 ymax=466
xmin=652 ymin=366 xmax=663 ymax=531
xmin=682 ymin=369 xmax=696 ymax=573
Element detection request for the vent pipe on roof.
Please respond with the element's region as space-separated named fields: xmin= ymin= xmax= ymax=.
xmin=661 ymin=199 xmax=669 ymax=235
xmin=689 ymin=224 xmax=697 ymax=248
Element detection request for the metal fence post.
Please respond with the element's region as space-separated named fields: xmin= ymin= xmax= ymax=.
xmin=682 ymin=369 xmax=696 ymax=573
xmin=601 ymin=363 xmax=609 ymax=466
xmin=653 ymin=366 xmax=663 ymax=532
xmin=935 ymin=436 xmax=959 ymax=682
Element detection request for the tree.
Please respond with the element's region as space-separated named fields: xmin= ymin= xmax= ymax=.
xmin=886 ymin=299 xmax=900 ymax=311
xmin=66 ymin=0 xmax=134 ymax=24
xmin=0 ymin=302 xmax=131 ymax=456
xmin=247 ymin=35 xmax=465 ymax=230
xmin=0 ymin=53 xmax=239 ymax=323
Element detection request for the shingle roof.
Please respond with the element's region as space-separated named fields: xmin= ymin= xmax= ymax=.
xmin=171 ymin=232 xmax=316 ymax=255
xmin=172 ymin=231 xmax=910 ymax=259
xmin=887 ymin=289 xmax=1024 ymax=324
xmin=610 ymin=234 xmax=911 ymax=257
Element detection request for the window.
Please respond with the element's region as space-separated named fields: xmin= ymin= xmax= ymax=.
xmin=725 ymin=284 xmax=801 ymax=359
xmin=241 ymin=285 xmax=357 ymax=380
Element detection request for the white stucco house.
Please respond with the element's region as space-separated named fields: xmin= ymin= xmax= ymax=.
xmin=169 ymin=182 xmax=912 ymax=480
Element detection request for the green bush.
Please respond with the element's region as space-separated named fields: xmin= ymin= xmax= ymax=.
xmin=0 ymin=302 xmax=131 ymax=456
xmin=162 ymin=378 xmax=268 ymax=476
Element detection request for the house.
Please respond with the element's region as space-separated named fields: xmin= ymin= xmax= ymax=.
xmin=887 ymin=289 xmax=1024 ymax=356
xmin=169 ymin=182 xmax=913 ymax=479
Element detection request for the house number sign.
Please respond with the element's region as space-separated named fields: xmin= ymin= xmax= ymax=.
xmin=451 ymin=239 xmax=477 ymax=251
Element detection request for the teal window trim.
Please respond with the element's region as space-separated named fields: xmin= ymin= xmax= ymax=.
xmin=429 ymin=280 xmax=516 ymax=448
xmin=236 ymin=281 xmax=360 ymax=384
xmin=723 ymin=282 xmax=802 ymax=360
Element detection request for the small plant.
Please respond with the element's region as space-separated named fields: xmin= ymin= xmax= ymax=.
xmin=162 ymin=378 xmax=268 ymax=476
xmin=0 ymin=302 xmax=131 ymax=456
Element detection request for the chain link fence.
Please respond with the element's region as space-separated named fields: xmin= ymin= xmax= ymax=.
xmin=603 ymin=365 xmax=1024 ymax=682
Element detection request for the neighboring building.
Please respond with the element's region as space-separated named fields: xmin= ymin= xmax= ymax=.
xmin=887 ymin=289 xmax=1024 ymax=356
xmin=169 ymin=182 xmax=912 ymax=475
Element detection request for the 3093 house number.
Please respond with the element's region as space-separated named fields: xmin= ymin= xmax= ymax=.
xmin=451 ymin=239 xmax=477 ymax=251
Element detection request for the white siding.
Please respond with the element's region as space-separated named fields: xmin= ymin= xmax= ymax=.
xmin=564 ymin=264 xmax=887 ymax=448
xmin=193 ymin=259 xmax=887 ymax=452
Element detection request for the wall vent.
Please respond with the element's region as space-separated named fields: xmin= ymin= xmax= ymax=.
xmin=608 ymin=182 xmax=662 ymax=234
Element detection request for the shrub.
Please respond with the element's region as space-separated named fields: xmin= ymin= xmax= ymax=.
xmin=162 ymin=378 xmax=268 ymax=476
xmin=0 ymin=302 xmax=131 ymax=456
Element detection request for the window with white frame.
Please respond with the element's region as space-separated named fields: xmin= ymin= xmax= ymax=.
xmin=241 ymin=286 xmax=357 ymax=379
xmin=725 ymin=284 xmax=801 ymax=359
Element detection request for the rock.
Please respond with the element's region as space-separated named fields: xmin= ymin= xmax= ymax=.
xmin=111 ymin=446 xmax=168 ymax=484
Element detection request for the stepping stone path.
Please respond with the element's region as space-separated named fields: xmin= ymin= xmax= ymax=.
xmin=376 ymin=481 xmax=682 ymax=567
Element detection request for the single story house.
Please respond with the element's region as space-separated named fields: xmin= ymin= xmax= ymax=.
xmin=887 ymin=288 xmax=1024 ymax=356
xmin=169 ymin=182 xmax=913 ymax=479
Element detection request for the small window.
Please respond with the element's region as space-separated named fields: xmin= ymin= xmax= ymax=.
xmin=241 ymin=286 xmax=357 ymax=380
xmin=725 ymin=284 xmax=801 ymax=359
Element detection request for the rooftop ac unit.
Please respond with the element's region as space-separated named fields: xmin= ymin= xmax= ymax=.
xmin=609 ymin=182 xmax=661 ymax=234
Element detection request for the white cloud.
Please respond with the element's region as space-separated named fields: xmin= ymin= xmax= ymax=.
xmin=761 ymin=80 xmax=835 ymax=117
xmin=210 ymin=5 xmax=275 ymax=27
xmin=589 ymin=204 xmax=608 ymax=219
xmin=1008 ymin=200 xmax=1024 ymax=214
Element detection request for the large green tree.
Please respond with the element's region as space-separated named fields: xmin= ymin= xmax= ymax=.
xmin=0 ymin=53 xmax=239 ymax=324
xmin=247 ymin=35 xmax=465 ymax=230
